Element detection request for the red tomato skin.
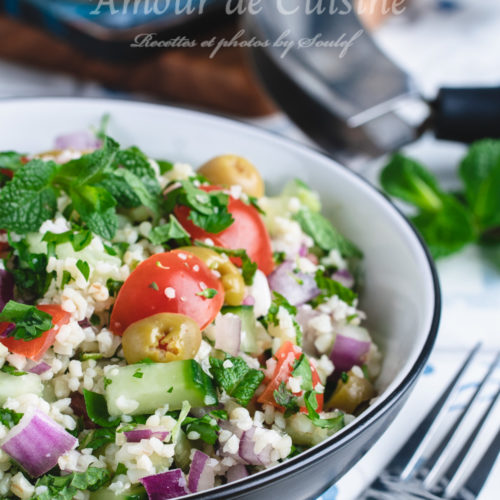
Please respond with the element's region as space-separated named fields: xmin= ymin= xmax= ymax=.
xmin=110 ymin=249 xmax=224 ymax=336
xmin=0 ymin=305 xmax=71 ymax=361
xmin=174 ymin=186 xmax=274 ymax=275
xmin=257 ymin=341 xmax=324 ymax=414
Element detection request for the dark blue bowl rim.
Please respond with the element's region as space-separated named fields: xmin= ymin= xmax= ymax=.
xmin=0 ymin=96 xmax=442 ymax=499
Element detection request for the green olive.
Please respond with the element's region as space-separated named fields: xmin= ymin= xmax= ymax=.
xmin=198 ymin=155 xmax=265 ymax=198
xmin=122 ymin=313 xmax=201 ymax=364
xmin=326 ymin=371 xmax=375 ymax=414
xmin=180 ymin=246 xmax=245 ymax=306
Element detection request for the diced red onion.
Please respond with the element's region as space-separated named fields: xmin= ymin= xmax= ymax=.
xmin=0 ymin=269 xmax=14 ymax=313
xmin=238 ymin=427 xmax=272 ymax=466
xmin=54 ymin=131 xmax=101 ymax=151
xmin=188 ymin=450 xmax=215 ymax=493
xmin=78 ymin=318 xmax=92 ymax=329
xmin=267 ymin=261 xmax=319 ymax=306
xmin=226 ymin=464 xmax=248 ymax=483
xmin=0 ymin=323 xmax=15 ymax=338
xmin=140 ymin=468 xmax=189 ymax=500
xmin=217 ymin=421 xmax=245 ymax=463
xmin=1 ymin=409 xmax=77 ymax=477
xmin=214 ymin=313 xmax=241 ymax=356
xmin=124 ymin=427 xmax=169 ymax=443
xmin=332 ymin=269 xmax=355 ymax=289
xmin=329 ymin=334 xmax=370 ymax=373
xmin=242 ymin=295 xmax=255 ymax=306
xmin=28 ymin=362 xmax=51 ymax=375
xmin=299 ymin=244 xmax=308 ymax=257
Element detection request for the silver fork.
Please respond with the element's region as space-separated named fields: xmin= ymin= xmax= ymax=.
xmin=359 ymin=344 xmax=500 ymax=500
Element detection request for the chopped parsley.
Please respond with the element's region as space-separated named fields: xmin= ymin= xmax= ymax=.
xmin=83 ymin=389 xmax=120 ymax=428
xmin=76 ymin=259 xmax=90 ymax=281
xmin=273 ymin=382 xmax=300 ymax=417
xmin=0 ymin=301 xmax=53 ymax=341
xmin=310 ymin=270 xmax=357 ymax=308
xmin=341 ymin=371 xmax=349 ymax=383
xmin=181 ymin=414 xmax=220 ymax=445
xmin=1 ymin=364 xmax=27 ymax=376
xmin=79 ymin=427 xmax=116 ymax=451
xmin=133 ymin=368 xmax=143 ymax=379
xmin=0 ymin=408 xmax=23 ymax=428
xmin=209 ymin=355 xmax=264 ymax=406
xmin=149 ymin=281 xmax=159 ymax=291
xmin=148 ymin=214 xmax=191 ymax=247
xmin=196 ymin=288 xmax=218 ymax=299
xmin=261 ymin=292 xmax=303 ymax=346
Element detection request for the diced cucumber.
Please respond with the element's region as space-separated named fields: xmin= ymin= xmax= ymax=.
xmin=0 ymin=372 xmax=43 ymax=405
xmin=281 ymin=179 xmax=321 ymax=212
xmin=105 ymin=360 xmax=217 ymax=416
xmin=89 ymin=485 xmax=147 ymax=500
xmin=221 ymin=305 xmax=258 ymax=354
xmin=285 ymin=413 xmax=341 ymax=446
xmin=174 ymin=429 xmax=192 ymax=472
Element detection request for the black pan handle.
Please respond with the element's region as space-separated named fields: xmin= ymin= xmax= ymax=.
xmin=432 ymin=87 xmax=500 ymax=143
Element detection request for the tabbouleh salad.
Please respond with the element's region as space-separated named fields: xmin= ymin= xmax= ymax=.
xmin=0 ymin=122 xmax=381 ymax=499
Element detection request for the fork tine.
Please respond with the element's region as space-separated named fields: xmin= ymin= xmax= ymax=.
xmin=452 ymin=425 xmax=500 ymax=499
xmin=422 ymin=351 xmax=500 ymax=489
xmin=394 ymin=343 xmax=481 ymax=481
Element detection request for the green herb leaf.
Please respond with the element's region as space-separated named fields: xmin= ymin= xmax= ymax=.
xmin=148 ymin=214 xmax=191 ymax=246
xmin=292 ymin=354 xmax=314 ymax=392
xmin=261 ymin=292 xmax=302 ymax=346
xmin=0 ymin=408 xmax=23 ymax=428
xmin=157 ymin=159 xmax=174 ymax=174
xmin=1 ymin=364 xmax=27 ymax=376
xmin=33 ymin=467 xmax=111 ymax=500
xmin=106 ymin=278 xmax=123 ymax=297
xmin=310 ymin=270 xmax=357 ymax=307
xmin=304 ymin=391 xmax=345 ymax=430
xmin=0 ymin=159 xmax=58 ymax=234
xmin=294 ymin=207 xmax=362 ymax=258
xmin=79 ymin=427 xmax=116 ymax=450
xmin=149 ymin=282 xmax=159 ymax=291
xmin=76 ymin=259 xmax=90 ymax=281
xmin=181 ymin=414 xmax=220 ymax=445
xmin=209 ymin=355 xmax=264 ymax=406
xmin=459 ymin=139 xmax=500 ymax=230
xmin=83 ymin=389 xmax=120 ymax=428
xmin=273 ymin=382 xmax=300 ymax=417
xmin=133 ymin=368 xmax=143 ymax=379
xmin=196 ymin=288 xmax=218 ymax=299
xmin=0 ymin=301 xmax=53 ymax=341
xmin=194 ymin=241 xmax=257 ymax=285
xmin=380 ymin=153 xmax=445 ymax=212
xmin=0 ymin=151 xmax=25 ymax=171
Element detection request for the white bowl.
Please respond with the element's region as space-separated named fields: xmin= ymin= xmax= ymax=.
xmin=0 ymin=98 xmax=440 ymax=499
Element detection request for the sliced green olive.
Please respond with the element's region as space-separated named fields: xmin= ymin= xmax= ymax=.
xmin=180 ymin=246 xmax=245 ymax=306
xmin=198 ymin=155 xmax=265 ymax=198
xmin=326 ymin=371 xmax=375 ymax=414
xmin=122 ymin=313 xmax=201 ymax=364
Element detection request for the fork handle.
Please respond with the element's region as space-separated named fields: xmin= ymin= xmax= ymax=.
xmin=432 ymin=87 xmax=500 ymax=143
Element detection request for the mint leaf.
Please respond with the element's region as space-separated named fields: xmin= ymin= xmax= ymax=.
xmin=294 ymin=208 xmax=362 ymax=258
xmin=412 ymin=196 xmax=476 ymax=259
xmin=157 ymin=159 xmax=173 ymax=174
xmin=209 ymin=355 xmax=264 ymax=406
xmin=0 ymin=159 xmax=58 ymax=233
xmin=149 ymin=214 xmax=191 ymax=246
xmin=311 ymin=270 xmax=357 ymax=307
xmin=1 ymin=364 xmax=27 ymax=376
xmin=0 ymin=301 xmax=53 ymax=341
xmin=0 ymin=408 xmax=23 ymax=428
xmin=0 ymin=151 xmax=25 ymax=171
xmin=292 ymin=354 xmax=314 ymax=392
xmin=459 ymin=139 xmax=500 ymax=230
xmin=83 ymin=389 xmax=120 ymax=428
xmin=273 ymin=382 xmax=300 ymax=417
xmin=380 ymin=153 xmax=445 ymax=212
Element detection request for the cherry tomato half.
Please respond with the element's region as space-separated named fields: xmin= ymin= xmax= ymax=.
xmin=258 ymin=341 xmax=323 ymax=414
xmin=0 ymin=304 xmax=71 ymax=361
xmin=174 ymin=186 xmax=274 ymax=275
xmin=110 ymin=249 xmax=224 ymax=335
